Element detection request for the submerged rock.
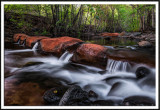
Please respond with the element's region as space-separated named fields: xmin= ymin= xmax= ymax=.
xmin=71 ymin=43 xmax=108 ymax=69
xmin=5 ymin=80 xmax=46 ymax=106
xmin=38 ymin=36 xmax=83 ymax=57
xmin=25 ymin=36 xmax=48 ymax=47
xmin=22 ymin=62 xmax=44 ymax=67
xmin=122 ymin=95 xmax=155 ymax=106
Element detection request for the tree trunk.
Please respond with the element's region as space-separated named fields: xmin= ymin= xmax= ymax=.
xmin=84 ymin=7 xmax=90 ymax=26
xmin=152 ymin=7 xmax=155 ymax=28
xmin=51 ymin=5 xmax=57 ymax=37
xmin=37 ymin=5 xmax=41 ymax=16
xmin=111 ymin=7 xmax=115 ymax=32
xmin=44 ymin=5 xmax=48 ymax=18
xmin=72 ymin=5 xmax=82 ymax=26
xmin=78 ymin=5 xmax=84 ymax=29
xmin=147 ymin=9 xmax=151 ymax=30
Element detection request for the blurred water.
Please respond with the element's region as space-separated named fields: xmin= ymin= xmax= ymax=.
xmin=4 ymin=42 xmax=156 ymax=104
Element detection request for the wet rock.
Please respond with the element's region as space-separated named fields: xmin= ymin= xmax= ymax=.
xmin=100 ymin=32 xmax=125 ymax=37
xmin=149 ymin=38 xmax=155 ymax=42
xmin=141 ymin=35 xmax=146 ymax=40
xmin=122 ymin=96 xmax=155 ymax=106
xmin=38 ymin=36 xmax=83 ymax=57
xmin=88 ymin=90 xmax=98 ymax=101
xmin=59 ymin=85 xmax=90 ymax=106
xmin=135 ymin=66 xmax=150 ymax=79
xmin=71 ymin=43 xmax=108 ymax=69
xmin=106 ymin=49 xmax=155 ymax=67
xmin=19 ymin=35 xmax=29 ymax=45
xmin=22 ymin=62 xmax=44 ymax=67
xmin=26 ymin=36 xmax=48 ymax=47
xmin=100 ymin=32 xmax=119 ymax=37
xmin=133 ymin=32 xmax=142 ymax=36
xmin=138 ymin=41 xmax=152 ymax=47
xmin=98 ymin=70 xmax=108 ymax=75
xmin=43 ymin=87 xmax=68 ymax=105
xmin=13 ymin=33 xmax=28 ymax=43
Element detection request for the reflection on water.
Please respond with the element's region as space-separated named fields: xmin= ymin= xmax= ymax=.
xmin=83 ymin=37 xmax=139 ymax=46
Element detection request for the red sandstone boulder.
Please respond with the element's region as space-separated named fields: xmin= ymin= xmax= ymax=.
xmin=71 ymin=43 xmax=108 ymax=69
xmin=100 ymin=32 xmax=125 ymax=37
xmin=106 ymin=49 xmax=155 ymax=67
xmin=13 ymin=34 xmax=28 ymax=43
xmin=39 ymin=36 xmax=83 ymax=57
xmin=26 ymin=36 xmax=48 ymax=47
xmin=19 ymin=35 xmax=30 ymax=45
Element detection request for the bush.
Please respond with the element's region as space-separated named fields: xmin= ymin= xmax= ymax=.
xmin=41 ymin=30 xmax=49 ymax=35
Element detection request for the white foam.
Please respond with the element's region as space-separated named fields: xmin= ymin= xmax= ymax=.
xmin=4 ymin=49 xmax=155 ymax=101
xmin=106 ymin=59 xmax=131 ymax=72
xmin=32 ymin=42 xmax=38 ymax=51
xmin=59 ymin=51 xmax=73 ymax=63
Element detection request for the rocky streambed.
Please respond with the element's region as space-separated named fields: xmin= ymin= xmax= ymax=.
xmin=4 ymin=33 xmax=156 ymax=106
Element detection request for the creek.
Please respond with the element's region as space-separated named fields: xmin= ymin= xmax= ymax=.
xmin=4 ymin=41 xmax=155 ymax=106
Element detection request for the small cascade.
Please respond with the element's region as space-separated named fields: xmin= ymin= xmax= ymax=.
xmin=106 ymin=59 xmax=131 ymax=72
xmin=20 ymin=41 xmax=25 ymax=47
xmin=32 ymin=42 xmax=38 ymax=51
xmin=59 ymin=51 xmax=73 ymax=63
xmin=14 ymin=39 xmax=20 ymax=44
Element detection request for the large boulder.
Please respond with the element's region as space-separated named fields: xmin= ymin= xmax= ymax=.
xmin=38 ymin=36 xmax=83 ymax=57
xmin=135 ymin=66 xmax=150 ymax=79
xmin=43 ymin=87 xmax=68 ymax=105
xmin=25 ymin=36 xmax=48 ymax=47
xmin=138 ymin=41 xmax=152 ymax=47
xmin=100 ymin=32 xmax=119 ymax=37
xmin=100 ymin=32 xmax=125 ymax=37
xmin=13 ymin=33 xmax=28 ymax=43
xmin=59 ymin=85 xmax=89 ymax=106
xmin=106 ymin=49 xmax=155 ymax=67
xmin=19 ymin=35 xmax=30 ymax=45
xmin=71 ymin=43 xmax=108 ymax=69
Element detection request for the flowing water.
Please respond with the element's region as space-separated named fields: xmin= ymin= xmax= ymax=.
xmin=32 ymin=42 xmax=39 ymax=51
xmin=59 ymin=51 xmax=73 ymax=63
xmin=106 ymin=59 xmax=131 ymax=73
xmin=4 ymin=42 xmax=156 ymax=106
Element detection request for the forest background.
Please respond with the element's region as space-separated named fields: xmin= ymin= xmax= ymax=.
xmin=4 ymin=4 xmax=155 ymax=38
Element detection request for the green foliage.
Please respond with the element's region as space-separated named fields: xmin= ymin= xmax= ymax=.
xmin=86 ymin=40 xmax=95 ymax=43
xmin=34 ymin=31 xmax=39 ymax=35
xmin=4 ymin=4 xmax=155 ymax=35
xmin=9 ymin=18 xmax=17 ymax=23
xmin=17 ymin=22 xmax=24 ymax=28
xmin=41 ymin=30 xmax=49 ymax=35
xmin=77 ymin=31 xmax=81 ymax=38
